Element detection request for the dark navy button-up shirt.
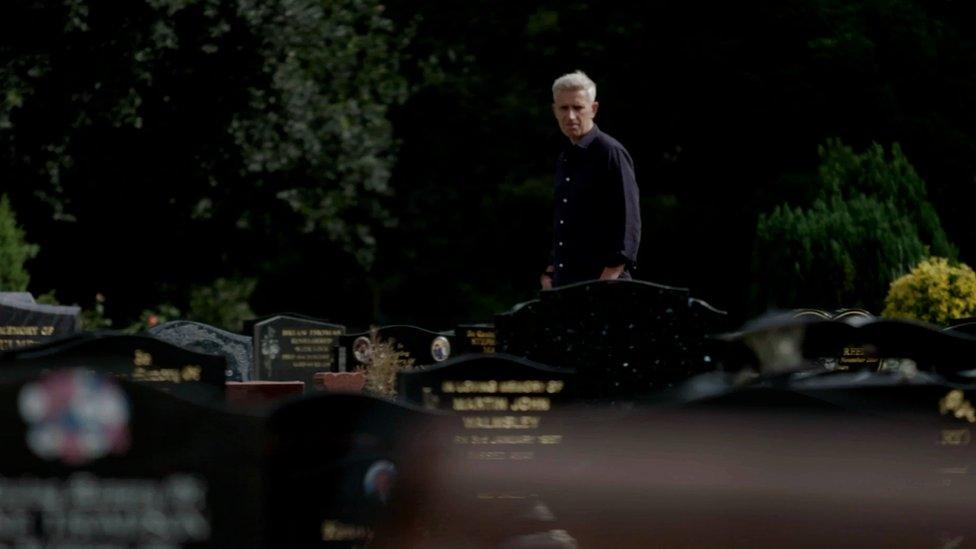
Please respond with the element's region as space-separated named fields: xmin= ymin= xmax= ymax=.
xmin=551 ymin=125 xmax=641 ymax=287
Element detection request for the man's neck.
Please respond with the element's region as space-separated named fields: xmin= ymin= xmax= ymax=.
xmin=568 ymin=125 xmax=596 ymax=145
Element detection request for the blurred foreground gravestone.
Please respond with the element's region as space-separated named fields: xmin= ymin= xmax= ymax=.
xmin=723 ymin=313 xmax=976 ymax=382
xmin=0 ymin=368 xmax=265 ymax=547
xmin=340 ymin=325 xmax=454 ymax=372
xmin=0 ymin=333 xmax=227 ymax=405
xmin=149 ymin=320 xmax=253 ymax=381
xmin=495 ymin=280 xmax=727 ymax=399
xmin=252 ymin=314 xmax=344 ymax=391
xmin=266 ymin=393 xmax=444 ymax=547
xmin=0 ymin=293 xmax=80 ymax=351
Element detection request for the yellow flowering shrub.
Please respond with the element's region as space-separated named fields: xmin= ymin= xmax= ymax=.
xmin=882 ymin=257 xmax=976 ymax=325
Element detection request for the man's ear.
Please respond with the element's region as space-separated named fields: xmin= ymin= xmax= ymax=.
xmin=591 ymin=101 xmax=600 ymax=116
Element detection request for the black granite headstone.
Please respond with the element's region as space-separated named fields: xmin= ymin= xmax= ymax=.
xmin=253 ymin=315 xmax=344 ymax=391
xmin=0 ymin=368 xmax=264 ymax=547
xmin=453 ymin=324 xmax=497 ymax=355
xmin=724 ymin=314 xmax=976 ymax=381
xmin=149 ymin=320 xmax=253 ymax=382
xmin=340 ymin=325 xmax=454 ymax=372
xmin=266 ymin=393 xmax=444 ymax=547
xmin=0 ymin=293 xmax=80 ymax=351
xmin=0 ymin=333 xmax=227 ymax=404
xmin=398 ymin=353 xmax=575 ymax=464
xmin=496 ymin=280 xmax=728 ymax=399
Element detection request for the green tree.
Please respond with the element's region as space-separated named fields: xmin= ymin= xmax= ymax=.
xmin=753 ymin=140 xmax=954 ymax=311
xmin=0 ymin=195 xmax=38 ymax=291
xmin=1 ymin=0 xmax=410 ymax=322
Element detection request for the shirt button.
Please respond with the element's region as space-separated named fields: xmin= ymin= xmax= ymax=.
xmin=559 ymin=220 xmax=564 ymax=224
xmin=562 ymin=198 xmax=568 ymax=203
xmin=558 ymin=263 xmax=564 ymax=268
xmin=565 ymin=177 xmax=570 ymax=182
xmin=558 ymin=241 xmax=564 ymax=246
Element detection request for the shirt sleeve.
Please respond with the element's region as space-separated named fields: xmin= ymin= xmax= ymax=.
xmin=606 ymin=147 xmax=641 ymax=267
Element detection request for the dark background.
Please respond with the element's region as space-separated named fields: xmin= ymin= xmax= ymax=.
xmin=3 ymin=0 xmax=975 ymax=330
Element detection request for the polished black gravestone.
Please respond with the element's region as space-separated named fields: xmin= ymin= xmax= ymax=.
xmin=0 ymin=293 xmax=80 ymax=351
xmin=267 ymin=393 xmax=444 ymax=547
xmin=395 ymin=354 xmax=579 ymax=546
xmin=149 ymin=320 xmax=252 ymax=381
xmin=724 ymin=313 xmax=976 ymax=381
xmin=0 ymin=369 xmax=265 ymax=547
xmin=398 ymin=353 xmax=575 ymax=462
xmin=340 ymin=325 xmax=454 ymax=372
xmin=252 ymin=315 xmax=344 ymax=391
xmin=0 ymin=333 xmax=227 ymax=404
xmin=496 ymin=280 xmax=728 ymax=399
xmin=453 ymin=323 xmax=497 ymax=355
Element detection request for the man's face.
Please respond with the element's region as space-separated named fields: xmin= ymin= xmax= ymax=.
xmin=553 ymin=89 xmax=599 ymax=142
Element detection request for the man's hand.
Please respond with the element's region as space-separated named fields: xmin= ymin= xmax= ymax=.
xmin=599 ymin=264 xmax=626 ymax=280
xmin=540 ymin=266 xmax=555 ymax=290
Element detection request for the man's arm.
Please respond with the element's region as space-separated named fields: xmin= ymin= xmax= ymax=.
xmin=602 ymin=147 xmax=641 ymax=277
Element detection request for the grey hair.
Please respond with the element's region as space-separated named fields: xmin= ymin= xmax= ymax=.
xmin=552 ymin=70 xmax=597 ymax=102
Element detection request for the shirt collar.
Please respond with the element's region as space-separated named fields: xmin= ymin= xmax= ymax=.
xmin=576 ymin=124 xmax=601 ymax=149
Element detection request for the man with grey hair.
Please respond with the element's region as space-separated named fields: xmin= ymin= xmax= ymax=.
xmin=541 ymin=70 xmax=641 ymax=289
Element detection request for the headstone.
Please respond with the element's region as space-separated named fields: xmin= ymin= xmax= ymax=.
xmin=266 ymin=393 xmax=444 ymax=547
xmin=725 ymin=314 xmax=976 ymax=380
xmin=396 ymin=353 xmax=578 ymax=545
xmin=0 ymin=333 xmax=227 ymax=404
xmin=148 ymin=320 xmax=253 ymax=381
xmin=791 ymin=308 xmax=878 ymax=370
xmin=0 ymin=368 xmax=265 ymax=547
xmin=398 ymin=353 xmax=576 ymax=463
xmin=252 ymin=315 xmax=344 ymax=391
xmin=340 ymin=325 xmax=455 ymax=372
xmin=454 ymin=323 xmax=497 ymax=355
xmin=0 ymin=293 xmax=80 ymax=351
xmin=496 ymin=280 xmax=727 ymax=399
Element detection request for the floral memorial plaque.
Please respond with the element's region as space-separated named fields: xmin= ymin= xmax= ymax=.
xmin=0 ymin=368 xmax=265 ymax=547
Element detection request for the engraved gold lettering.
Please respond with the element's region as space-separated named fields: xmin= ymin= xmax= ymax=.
xmin=510 ymin=396 xmax=550 ymax=412
xmin=453 ymin=397 xmax=509 ymax=411
xmin=941 ymin=429 xmax=971 ymax=446
xmin=499 ymin=380 xmax=546 ymax=394
xmin=446 ymin=380 xmax=498 ymax=394
xmin=0 ymin=326 xmax=40 ymax=336
xmin=40 ymin=326 xmax=55 ymax=336
xmin=462 ymin=416 xmax=541 ymax=430
xmin=133 ymin=350 xmax=152 ymax=367
xmin=322 ymin=520 xmax=371 ymax=542
xmin=546 ymin=380 xmax=564 ymax=394
xmin=181 ymin=365 xmax=201 ymax=381
xmin=467 ymin=451 xmax=507 ymax=460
